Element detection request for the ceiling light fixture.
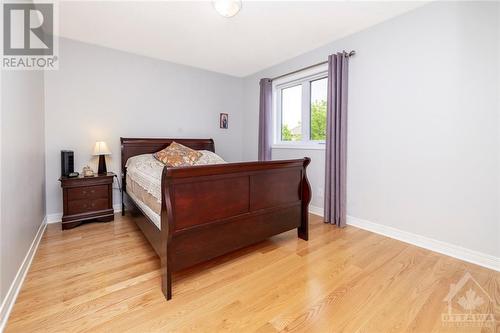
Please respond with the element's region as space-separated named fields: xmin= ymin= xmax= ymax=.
xmin=213 ymin=0 xmax=242 ymax=18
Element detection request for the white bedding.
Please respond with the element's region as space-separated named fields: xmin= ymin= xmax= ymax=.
xmin=126 ymin=151 xmax=226 ymax=201
xmin=126 ymin=154 xmax=164 ymax=202
xmin=125 ymin=151 xmax=226 ymax=229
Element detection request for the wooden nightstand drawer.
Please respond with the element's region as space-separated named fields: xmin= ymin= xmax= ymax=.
xmin=67 ymin=185 xmax=108 ymax=200
xmin=67 ymin=198 xmax=109 ymax=215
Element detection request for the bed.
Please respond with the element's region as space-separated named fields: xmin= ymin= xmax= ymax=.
xmin=121 ymin=137 xmax=311 ymax=300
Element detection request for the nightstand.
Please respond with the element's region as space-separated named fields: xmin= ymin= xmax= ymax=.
xmin=59 ymin=172 xmax=115 ymax=229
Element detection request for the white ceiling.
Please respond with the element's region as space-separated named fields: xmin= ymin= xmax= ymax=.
xmin=57 ymin=1 xmax=428 ymax=77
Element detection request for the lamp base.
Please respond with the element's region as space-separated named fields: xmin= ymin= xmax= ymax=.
xmin=98 ymin=155 xmax=107 ymax=174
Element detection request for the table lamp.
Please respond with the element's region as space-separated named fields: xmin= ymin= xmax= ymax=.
xmin=93 ymin=141 xmax=111 ymax=174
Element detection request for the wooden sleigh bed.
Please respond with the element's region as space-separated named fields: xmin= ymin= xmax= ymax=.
xmin=121 ymin=137 xmax=311 ymax=300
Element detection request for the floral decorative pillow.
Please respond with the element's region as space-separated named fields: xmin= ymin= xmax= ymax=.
xmin=153 ymin=142 xmax=202 ymax=167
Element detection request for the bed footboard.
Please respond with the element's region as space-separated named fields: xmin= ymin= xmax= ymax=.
xmin=160 ymin=158 xmax=311 ymax=300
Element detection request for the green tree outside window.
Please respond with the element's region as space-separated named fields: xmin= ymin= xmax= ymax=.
xmin=281 ymin=100 xmax=327 ymax=141
xmin=282 ymin=124 xmax=301 ymax=141
xmin=310 ymin=100 xmax=327 ymax=140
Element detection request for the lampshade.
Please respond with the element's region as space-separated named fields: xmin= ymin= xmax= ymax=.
xmin=93 ymin=141 xmax=111 ymax=156
xmin=213 ymin=0 xmax=242 ymax=18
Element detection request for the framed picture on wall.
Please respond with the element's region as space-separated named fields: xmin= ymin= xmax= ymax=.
xmin=220 ymin=113 xmax=228 ymax=129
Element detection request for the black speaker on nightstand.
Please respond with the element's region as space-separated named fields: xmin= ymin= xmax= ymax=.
xmin=61 ymin=150 xmax=74 ymax=177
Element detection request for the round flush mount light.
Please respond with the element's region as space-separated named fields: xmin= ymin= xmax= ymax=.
xmin=213 ymin=0 xmax=242 ymax=18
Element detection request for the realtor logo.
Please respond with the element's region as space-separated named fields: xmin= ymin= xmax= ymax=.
xmin=442 ymin=272 xmax=495 ymax=328
xmin=2 ymin=2 xmax=58 ymax=69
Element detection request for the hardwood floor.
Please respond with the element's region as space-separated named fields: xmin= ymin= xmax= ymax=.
xmin=5 ymin=213 xmax=499 ymax=332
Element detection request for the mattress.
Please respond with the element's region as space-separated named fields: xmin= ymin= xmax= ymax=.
xmin=125 ymin=151 xmax=226 ymax=229
xmin=126 ymin=174 xmax=162 ymax=228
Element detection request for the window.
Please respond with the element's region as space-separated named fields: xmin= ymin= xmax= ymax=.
xmin=310 ymin=78 xmax=327 ymax=141
xmin=274 ymin=66 xmax=327 ymax=148
xmin=281 ymin=85 xmax=302 ymax=141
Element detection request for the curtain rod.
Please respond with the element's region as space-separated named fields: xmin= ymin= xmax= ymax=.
xmin=270 ymin=50 xmax=355 ymax=81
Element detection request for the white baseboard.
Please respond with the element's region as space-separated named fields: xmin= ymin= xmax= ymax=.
xmin=347 ymin=215 xmax=499 ymax=272
xmin=309 ymin=205 xmax=324 ymax=217
xmin=308 ymin=204 xmax=499 ymax=272
xmin=47 ymin=204 xmax=122 ymax=224
xmin=46 ymin=212 xmax=63 ymax=224
xmin=0 ymin=217 xmax=47 ymax=332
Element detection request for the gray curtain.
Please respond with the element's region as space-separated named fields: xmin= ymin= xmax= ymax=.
xmin=324 ymin=52 xmax=349 ymax=227
xmin=258 ymin=78 xmax=272 ymax=161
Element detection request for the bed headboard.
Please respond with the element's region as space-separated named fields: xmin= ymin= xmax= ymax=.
xmin=120 ymin=137 xmax=215 ymax=176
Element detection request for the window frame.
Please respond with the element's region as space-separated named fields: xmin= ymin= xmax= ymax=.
xmin=272 ymin=64 xmax=328 ymax=150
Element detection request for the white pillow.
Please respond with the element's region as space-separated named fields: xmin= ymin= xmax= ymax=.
xmin=195 ymin=150 xmax=226 ymax=165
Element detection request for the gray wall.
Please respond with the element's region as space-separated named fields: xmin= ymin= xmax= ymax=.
xmin=45 ymin=38 xmax=244 ymax=216
xmin=1 ymin=70 xmax=46 ymax=302
xmin=242 ymin=1 xmax=500 ymax=257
